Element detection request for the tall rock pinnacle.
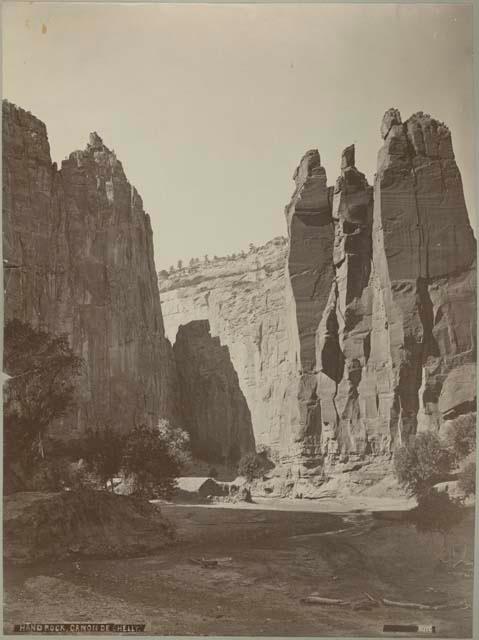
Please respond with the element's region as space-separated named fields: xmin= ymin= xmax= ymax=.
xmin=369 ymin=108 xmax=476 ymax=446
xmin=285 ymin=149 xmax=334 ymax=373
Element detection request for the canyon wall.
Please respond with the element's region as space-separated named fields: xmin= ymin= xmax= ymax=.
xmin=3 ymin=101 xmax=179 ymax=436
xmin=159 ymin=238 xmax=296 ymax=456
xmin=160 ymin=108 xmax=476 ymax=493
xmin=4 ymin=101 xmax=475 ymax=491
xmin=174 ymin=320 xmax=255 ymax=464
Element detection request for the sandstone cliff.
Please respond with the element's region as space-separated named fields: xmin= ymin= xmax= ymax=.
xmin=159 ymin=238 xmax=296 ymax=457
xmin=160 ymin=109 xmax=476 ymax=494
xmin=367 ymin=109 xmax=476 ymax=448
xmin=3 ymin=101 xmax=179 ymax=436
xmin=4 ymin=101 xmax=475 ymax=493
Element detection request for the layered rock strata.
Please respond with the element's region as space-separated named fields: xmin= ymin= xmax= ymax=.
xmin=3 ymin=101 xmax=179 ymax=436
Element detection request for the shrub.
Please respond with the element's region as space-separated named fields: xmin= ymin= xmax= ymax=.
xmin=3 ymin=320 xmax=83 ymax=486
xmin=412 ymin=489 xmax=465 ymax=550
xmin=238 ymin=451 xmax=270 ymax=482
xmin=458 ymin=461 xmax=476 ymax=497
xmin=28 ymin=457 xmax=72 ymax=492
xmin=445 ymin=414 xmax=476 ymax=461
xmin=157 ymin=419 xmax=191 ymax=468
xmin=123 ymin=421 xmax=190 ymax=499
xmin=81 ymin=426 xmax=125 ymax=491
xmin=393 ymin=431 xmax=454 ymax=498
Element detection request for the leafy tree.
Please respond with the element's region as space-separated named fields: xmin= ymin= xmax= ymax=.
xmin=393 ymin=431 xmax=454 ymax=498
xmin=122 ymin=421 xmax=190 ymax=499
xmin=445 ymin=414 xmax=476 ymax=461
xmin=157 ymin=418 xmax=191 ymax=471
xmin=81 ymin=426 xmax=125 ymax=491
xmin=177 ymin=259 xmax=183 ymax=270
xmin=238 ymin=451 xmax=271 ymax=482
xmin=28 ymin=457 xmax=73 ymax=492
xmin=458 ymin=461 xmax=476 ymax=497
xmin=3 ymin=319 xmax=83 ymax=478
xmin=412 ymin=489 xmax=465 ymax=552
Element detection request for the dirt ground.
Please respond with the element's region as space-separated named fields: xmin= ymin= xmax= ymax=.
xmin=4 ymin=497 xmax=475 ymax=637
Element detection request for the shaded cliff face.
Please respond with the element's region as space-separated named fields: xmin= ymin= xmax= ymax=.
xmin=3 ymin=101 xmax=179 ymax=436
xmin=173 ymin=320 xmax=255 ymax=464
xmin=160 ymin=109 xmax=476 ymax=490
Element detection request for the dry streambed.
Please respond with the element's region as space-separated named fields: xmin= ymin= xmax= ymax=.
xmin=4 ymin=499 xmax=475 ymax=637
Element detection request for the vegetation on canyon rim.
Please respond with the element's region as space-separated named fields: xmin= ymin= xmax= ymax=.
xmin=4 ymin=320 xmax=191 ymax=499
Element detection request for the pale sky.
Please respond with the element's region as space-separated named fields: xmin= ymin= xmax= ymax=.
xmin=3 ymin=2 xmax=476 ymax=269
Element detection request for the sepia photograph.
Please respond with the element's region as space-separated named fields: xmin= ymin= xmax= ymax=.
xmin=2 ymin=1 xmax=477 ymax=637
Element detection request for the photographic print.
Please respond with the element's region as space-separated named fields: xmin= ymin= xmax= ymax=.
xmin=2 ymin=2 xmax=477 ymax=637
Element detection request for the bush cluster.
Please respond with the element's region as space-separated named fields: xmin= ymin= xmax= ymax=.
xmin=238 ymin=450 xmax=273 ymax=482
xmin=4 ymin=319 xmax=191 ymax=499
xmin=393 ymin=421 xmax=476 ymax=548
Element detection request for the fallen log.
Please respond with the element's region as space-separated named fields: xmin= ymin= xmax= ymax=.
xmin=301 ymin=596 xmax=349 ymax=607
xmin=350 ymin=600 xmax=373 ymax=611
xmin=189 ymin=558 xmax=219 ymax=568
xmin=382 ymin=597 xmax=466 ymax=611
xmin=353 ymin=597 xmax=379 ymax=609
xmin=364 ymin=591 xmax=380 ymax=604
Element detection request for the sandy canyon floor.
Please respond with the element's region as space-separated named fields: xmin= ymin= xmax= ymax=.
xmin=4 ymin=497 xmax=475 ymax=637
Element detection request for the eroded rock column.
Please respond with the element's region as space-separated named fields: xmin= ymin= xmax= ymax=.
xmin=369 ymin=109 xmax=476 ymax=447
xmin=319 ymin=145 xmax=374 ymax=461
xmin=283 ymin=150 xmax=334 ymax=468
